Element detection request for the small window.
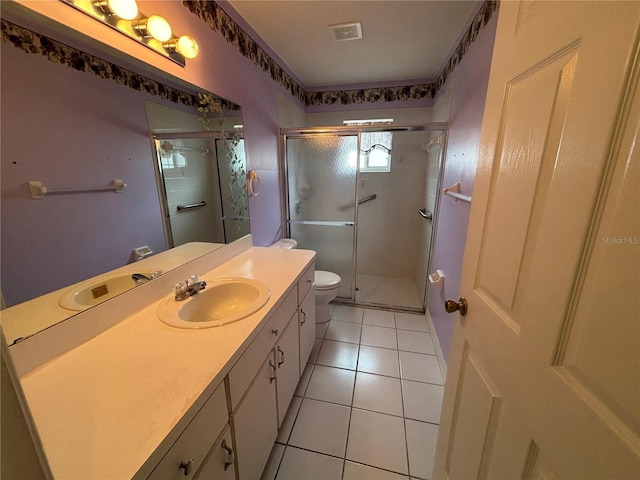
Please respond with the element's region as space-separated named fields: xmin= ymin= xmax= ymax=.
xmin=359 ymin=131 xmax=392 ymax=173
xmin=160 ymin=151 xmax=187 ymax=169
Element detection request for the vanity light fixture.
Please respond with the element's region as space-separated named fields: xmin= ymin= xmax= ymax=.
xmin=60 ymin=0 xmax=199 ymax=66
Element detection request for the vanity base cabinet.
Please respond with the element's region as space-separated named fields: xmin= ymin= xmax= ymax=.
xmin=231 ymin=353 xmax=279 ymax=480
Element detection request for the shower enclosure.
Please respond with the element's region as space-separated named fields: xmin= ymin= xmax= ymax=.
xmin=152 ymin=132 xmax=249 ymax=247
xmin=282 ymin=124 xmax=447 ymax=312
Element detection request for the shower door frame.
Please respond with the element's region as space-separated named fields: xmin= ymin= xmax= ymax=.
xmin=281 ymin=122 xmax=449 ymax=312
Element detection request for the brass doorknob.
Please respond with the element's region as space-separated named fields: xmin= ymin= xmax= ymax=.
xmin=445 ymin=297 xmax=468 ymax=316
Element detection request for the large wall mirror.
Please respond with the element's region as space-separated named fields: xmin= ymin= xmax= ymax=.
xmin=0 ymin=9 xmax=250 ymax=345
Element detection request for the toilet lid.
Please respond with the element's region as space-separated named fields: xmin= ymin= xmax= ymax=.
xmin=315 ymin=271 xmax=341 ymax=290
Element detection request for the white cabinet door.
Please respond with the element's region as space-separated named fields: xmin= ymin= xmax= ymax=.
xmin=434 ymin=2 xmax=640 ymax=478
xmin=298 ymin=288 xmax=315 ymax=374
xmin=232 ymin=354 xmax=278 ymax=480
xmin=196 ymin=427 xmax=236 ymax=480
xmin=275 ymin=314 xmax=300 ymax=427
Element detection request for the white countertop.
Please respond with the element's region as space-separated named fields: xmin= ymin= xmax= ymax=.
xmin=19 ymin=247 xmax=315 ymax=479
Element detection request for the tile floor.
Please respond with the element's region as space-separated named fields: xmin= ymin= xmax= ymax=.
xmin=261 ymin=305 xmax=445 ymax=480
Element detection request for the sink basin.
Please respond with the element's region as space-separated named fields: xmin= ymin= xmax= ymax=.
xmin=157 ymin=277 xmax=271 ymax=329
xmin=60 ymin=271 xmax=162 ymax=311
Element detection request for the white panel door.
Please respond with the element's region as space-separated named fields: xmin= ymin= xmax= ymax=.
xmin=434 ymin=2 xmax=640 ymax=479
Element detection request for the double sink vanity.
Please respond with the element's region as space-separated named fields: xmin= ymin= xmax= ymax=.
xmin=3 ymin=236 xmax=316 ymax=479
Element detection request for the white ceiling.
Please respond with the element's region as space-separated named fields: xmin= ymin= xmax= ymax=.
xmin=227 ymin=0 xmax=480 ymax=89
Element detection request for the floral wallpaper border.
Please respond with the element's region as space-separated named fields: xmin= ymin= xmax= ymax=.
xmin=0 ymin=19 xmax=240 ymax=113
xmin=183 ymin=0 xmax=498 ymax=107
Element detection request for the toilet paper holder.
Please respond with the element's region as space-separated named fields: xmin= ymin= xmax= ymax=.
xmin=428 ymin=270 xmax=445 ymax=293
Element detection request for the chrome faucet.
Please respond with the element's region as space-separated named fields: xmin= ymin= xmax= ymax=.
xmin=174 ymin=275 xmax=207 ymax=301
xmin=131 ymin=271 xmax=163 ymax=286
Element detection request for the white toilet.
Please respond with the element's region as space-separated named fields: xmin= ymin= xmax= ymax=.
xmin=269 ymin=238 xmax=342 ymax=324
xmin=313 ymin=270 xmax=341 ymax=324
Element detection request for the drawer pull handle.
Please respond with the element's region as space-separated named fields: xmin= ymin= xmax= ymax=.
xmin=179 ymin=458 xmax=194 ymax=476
xmin=277 ymin=346 xmax=285 ymax=367
xmin=222 ymin=439 xmax=234 ymax=471
xmin=307 ymin=279 xmax=312 ymax=284
xmin=300 ymin=309 xmax=307 ymax=325
xmin=269 ymin=359 xmax=276 ymax=383
xmin=271 ymin=328 xmax=279 ymax=336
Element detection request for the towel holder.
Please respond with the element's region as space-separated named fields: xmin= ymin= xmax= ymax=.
xmin=443 ymin=182 xmax=471 ymax=203
xmin=28 ymin=179 xmax=126 ymax=199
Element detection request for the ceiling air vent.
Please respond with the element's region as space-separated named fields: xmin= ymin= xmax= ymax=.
xmin=329 ymin=22 xmax=363 ymax=41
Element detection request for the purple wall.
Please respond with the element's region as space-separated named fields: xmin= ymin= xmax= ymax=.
xmin=0 ymin=45 xmax=170 ymax=305
xmin=427 ymin=14 xmax=498 ymax=361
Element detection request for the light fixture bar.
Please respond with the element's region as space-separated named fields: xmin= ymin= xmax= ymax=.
xmin=60 ymin=0 xmax=199 ymax=67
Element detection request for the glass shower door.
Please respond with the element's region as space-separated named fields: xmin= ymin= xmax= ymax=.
xmin=285 ymin=134 xmax=358 ymax=299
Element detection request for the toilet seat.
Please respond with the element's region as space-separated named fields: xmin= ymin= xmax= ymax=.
xmin=315 ymin=271 xmax=341 ymax=290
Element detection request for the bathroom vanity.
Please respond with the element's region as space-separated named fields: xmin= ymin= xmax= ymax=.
xmin=5 ymin=238 xmax=316 ymax=479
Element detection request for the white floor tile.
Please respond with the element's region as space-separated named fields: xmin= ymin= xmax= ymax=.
xmin=305 ymin=365 xmax=355 ymax=406
xmin=275 ymin=446 xmax=343 ymax=480
xmin=332 ymin=305 xmax=364 ymax=323
xmin=316 ymin=321 xmax=329 ymax=339
xmin=294 ymin=363 xmax=314 ymax=396
xmin=402 ymin=380 xmax=444 ymax=424
xmin=405 ymin=420 xmax=438 ymax=480
xmin=261 ymin=443 xmax=285 ymax=480
xmin=361 ymin=325 xmax=398 ymax=349
xmin=347 ymin=409 xmax=408 ymax=475
xmin=288 ymin=398 xmax=351 ymax=458
xmin=343 ymin=461 xmax=409 ymax=479
xmin=363 ymin=309 xmax=396 ymax=328
xmin=325 ymin=320 xmax=362 ymax=344
xmin=309 ymin=338 xmax=323 ymax=364
xmin=395 ymin=313 xmax=429 ymax=332
xmin=276 ymin=395 xmax=303 ymax=444
xmin=357 ymin=345 xmax=400 ymax=378
xmin=352 ymin=372 xmax=403 ymax=416
xmin=399 ymin=352 xmax=443 ymax=385
xmin=316 ymin=340 xmax=359 ymax=370
xmin=397 ymin=330 xmax=435 ymax=355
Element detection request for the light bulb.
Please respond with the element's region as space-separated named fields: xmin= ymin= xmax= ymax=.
xmin=175 ymin=35 xmax=199 ymax=59
xmin=93 ymin=0 xmax=138 ymax=20
xmin=106 ymin=0 xmax=138 ymax=20
xmin=146 ymin=15 xmax=172 ymax=42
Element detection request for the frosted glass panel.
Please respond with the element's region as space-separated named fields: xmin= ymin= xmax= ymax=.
xmin=287 ymin=136 xmax=358 ymax=222
xmin=216 ymin=138 xmax=249 ymax=220
xmin=290 ymin=223 xmax=354 ymax=298
xmin=286 ymin=134 xmax=358 ymax=300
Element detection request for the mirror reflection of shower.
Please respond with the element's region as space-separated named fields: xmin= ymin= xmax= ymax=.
xmin=146 ymin=102 xmax=249 ymax=248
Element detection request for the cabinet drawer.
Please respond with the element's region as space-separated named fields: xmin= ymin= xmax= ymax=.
xmin=228 ymin=288 xmax=297 ymax=410
xmin=298 ymin=264 xmax=315 ymax=304
xmin=148 ymin=382 xmax=228 ymax=479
